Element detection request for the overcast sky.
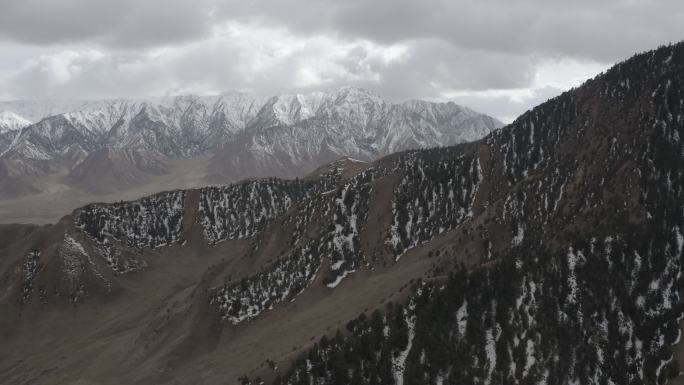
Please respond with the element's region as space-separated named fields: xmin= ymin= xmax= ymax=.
xmin=0 ymin=0 xmax=681 ymax=122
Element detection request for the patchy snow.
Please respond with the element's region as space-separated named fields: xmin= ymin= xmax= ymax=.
xmin=654 ymin=354 xmax=673 ymax=381
xmin=198 ymin=181 xmax=295 ymax=245
xmin=511 ymin=223 xmax=525 ymax=247
xmin=675 ymin=225 xmax=684 ymax=255
xmin=61 ymin=235 xmax=90 ymax=278
xmin=324 ymin=170 xmax=376 ymax=286
xmin=392 ymin=312 xmax=416 ymax=385
xmin=552 ymin=182 xmax=565 ymax=212
xmin=456 ymin=299 xmax=468 ymax=336
xmin=326 ymin=268 xmax=354 ymax=289
xmin=343 ymin=157 xmax=367 ymax=163
xmin=388 ymin=153 xmax=481 ymax=258
xmin=566 ymin=247 xmax=581 ymax=304
xmin=21 ymin=250 xmax=41 ymax=303
xmin=59 ymin=234 xmax=109 ymax=300
xmin=483 ymin=325 xmax=501 ymax=385
xmin=76 ymin=190 xmax=186 ymax=250
xmin=213 ymin=245 xmax=322 ymax=324
xmin=523 ymin=338 xmax=536 ymax=377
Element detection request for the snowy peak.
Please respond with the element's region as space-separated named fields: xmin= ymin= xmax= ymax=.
xmin=269 ymin=92 xmax=329 ymax=126
xmin=377 ymin=99 xmax=500 ymax=152
xmin=249 ymin=92 xmax=328 ymax=128
xmin=212 ymin=92 xmax=268 ymax=120
xmin=315 ymin=87 xmax=387 ymax=129
xmin=332 ymin=86 xmax=384 ymax=106
xmin=0 ymin=99 xmax=92 ymax=124
xmin=7 ymin=114 xmax=101 ymax=161
xmin=0 ymin=111 xmax=31 ymax=133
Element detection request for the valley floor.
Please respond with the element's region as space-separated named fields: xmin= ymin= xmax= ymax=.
xmin=0 ymin=156 xmax=213 ymax=224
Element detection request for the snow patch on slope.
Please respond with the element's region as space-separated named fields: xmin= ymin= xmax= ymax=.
xmin=392 ymin=311 xmax=416 ymax=385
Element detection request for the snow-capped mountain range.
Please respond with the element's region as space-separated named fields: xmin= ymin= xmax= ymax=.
xmin=0 ymin=87 xmax=502 ymax=200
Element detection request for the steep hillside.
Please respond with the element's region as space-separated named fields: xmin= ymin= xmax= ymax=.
xmin=269 ymin=43 xmax=684 ymax=385
xmin=1 ymin=43 xmax=683 ymax=385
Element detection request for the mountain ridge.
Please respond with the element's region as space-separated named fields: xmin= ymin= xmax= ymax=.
xmin=0 ymin=87 xmax=501 ymax=224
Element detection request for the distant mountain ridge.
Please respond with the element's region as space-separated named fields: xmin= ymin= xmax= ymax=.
xmin=0 ymin=93 xmax=267 ymax=157
xmin=0 ymin=88 xmax=501 ymax=159
xmin=0 ymin=87 xmax=502 ymax=208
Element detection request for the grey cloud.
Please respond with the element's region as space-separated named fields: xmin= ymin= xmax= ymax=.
xmin=0 ymin=0 xmax=122 ymax=44
xmin=448 ymin=86 xmax=565 ymax=124
xmin=0 ymin=0 xmax=681 ymax=62
xmin=341 ymin=39 xmax=537 ymax=102
xmin=0 ymin=0 xmax=213 ymax=48
xmin=215 ymin=0 xmax=684 ymax=63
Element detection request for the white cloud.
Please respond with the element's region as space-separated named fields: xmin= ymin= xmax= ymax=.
xmin=0 ymin=23 xmax=411 ymax=100
xmin=438 ymin=57 xmax=611 ymax=122
xmin=532 ymin=58 xmax=610 ymax=90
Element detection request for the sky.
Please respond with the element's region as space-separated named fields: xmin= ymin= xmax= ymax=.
xmin=0 ymin=0 xmax=682 ymax=122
